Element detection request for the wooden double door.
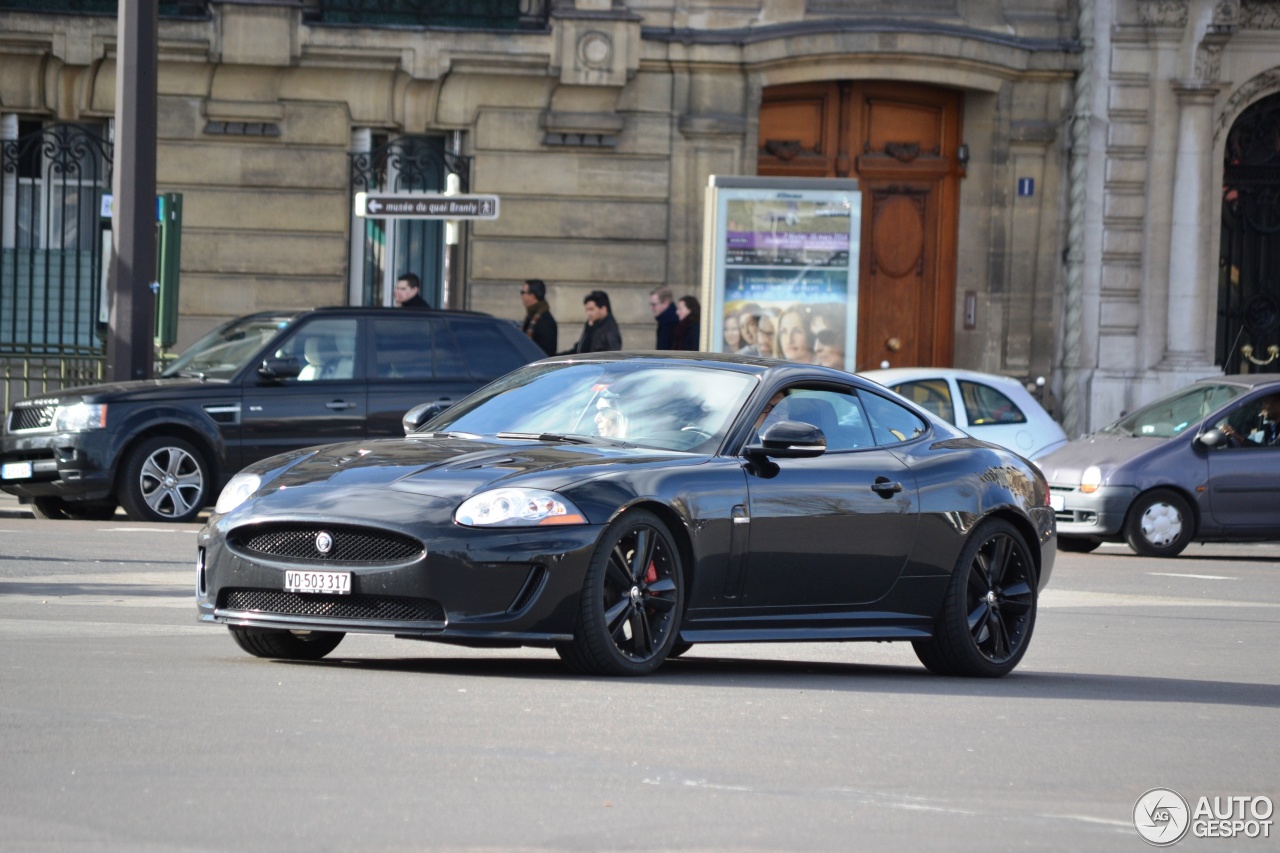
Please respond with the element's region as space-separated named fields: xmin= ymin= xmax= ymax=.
xmin=758 ymin=81 xmax=963 ymax=370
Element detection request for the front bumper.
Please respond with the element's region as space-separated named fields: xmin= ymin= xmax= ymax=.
xmin=0 ymin=431 xmax=114 ymax=502
xmin=196 ymin=518 xmax=603 ymax=645
xmin=1049 ymin=484 xmax=1137 ymax=538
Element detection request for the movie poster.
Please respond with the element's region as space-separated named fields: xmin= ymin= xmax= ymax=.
xmin=703 ymin=178 xmax=861 ymax=372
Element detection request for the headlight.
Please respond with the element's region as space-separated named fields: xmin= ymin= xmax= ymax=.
xmin=1080 ymin=465 xmax=1103 ymax=494
xmin=52 ymin=402 xmax=107 ymax=432
xmin=455 ymin=488 xmax=586 ymax=527
xmin=214 ymin=472 xmax=261 ymax=515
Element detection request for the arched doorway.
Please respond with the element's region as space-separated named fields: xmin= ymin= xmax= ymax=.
xmin=757 ymin=81 xmax=963 ymax=370
xmin=1219 ymin=91 xmax=1280 ymax=374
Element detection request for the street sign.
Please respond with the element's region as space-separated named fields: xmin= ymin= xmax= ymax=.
xmin=354 ymin=192 xmax=500 ymax=220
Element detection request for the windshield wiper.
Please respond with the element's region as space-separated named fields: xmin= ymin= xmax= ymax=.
xmin=497 ymin=431 xmax=622 ymax=446
xmin=173 ymin=370 xmax=207 ymax=380
xmin=413 ymin=431 xmax=477 ymax=440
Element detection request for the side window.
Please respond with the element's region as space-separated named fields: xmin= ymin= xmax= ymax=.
xmin=892 ymin=379 xmax=955 ymax=424
xmin=959 ymin=380 xmax=1027 ymax=425
xmin=371 ymin=316 xmax=433 ymax=380
xmin=782 ymin=389 xmax=874 ymax=451
xmin=859 ymin=390 xmax=929 ymax=445
xmin=431 ymin=319 xmax=470 ymax=380
xmin=449 ymin=319 xmax=529 ymax=380
xmin=1212 ymin=395 xmax=1280 ymax=449
xmin=274 ymin=318 xmax=358 ymax=382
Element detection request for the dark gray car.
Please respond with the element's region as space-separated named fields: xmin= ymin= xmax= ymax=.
xmin=1038 ymin=374 xmax=1280 ymax=556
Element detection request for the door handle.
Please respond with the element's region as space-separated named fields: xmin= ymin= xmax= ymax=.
xmin=871 ymin=477 xmax=903 ymax=497
xmin=325 ymin=400 xmax=357 ymax=411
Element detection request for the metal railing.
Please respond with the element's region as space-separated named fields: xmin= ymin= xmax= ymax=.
xmin=1 ymin=351 xmax=106 ymax=418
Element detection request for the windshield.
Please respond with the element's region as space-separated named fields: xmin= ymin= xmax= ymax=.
xmin=426 ymin=361 xmax=759 ymax=453
xmin=1102 ymin=383 xmax=1247 ymax=438
xmin=162 ymin=314 xmax=296 ymax=380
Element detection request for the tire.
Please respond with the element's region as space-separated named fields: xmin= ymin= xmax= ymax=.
xmin=1057 ymin=537 xmax=1101 ymax=554
xmin=667 ymin=641 xmax=694 ymax=659
xmin=913 ymin=518 xmax=1037 ymax=678
xmin=556 ymin=509 xmax=684 ymax=676
xmin=228 ymin=626 xmax=345 ymax=660
xmin=29 ymin=497 xmax=117 ymax=521
xmin=117 ymin=436 xmax=210 ymax=523
xmin=1124 ymin=489 xmax=1194 ymax=558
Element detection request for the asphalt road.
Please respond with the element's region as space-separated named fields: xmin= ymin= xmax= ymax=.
xmin=1 ymin=499 xmax=1277 ymax=852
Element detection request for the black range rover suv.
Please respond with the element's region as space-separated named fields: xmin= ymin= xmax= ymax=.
xmin=1 ymin=307 xmax=545 ymax=522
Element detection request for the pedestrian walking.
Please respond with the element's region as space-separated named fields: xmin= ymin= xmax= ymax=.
xmin=670 ymin=295 xmax=700 ymax=351
xmin=519 ymin=278 xmax=558 ymax=356
xmin=563 ymin=290 xmax=622 ymax=354
xmin=393 ymin=272 xmax=430 ymax=308
xmin=649 ymin=286 xmax=678 ymax=349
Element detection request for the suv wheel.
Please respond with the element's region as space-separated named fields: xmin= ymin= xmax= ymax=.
xmin=118 ymin=436 xmax=210 ymax=523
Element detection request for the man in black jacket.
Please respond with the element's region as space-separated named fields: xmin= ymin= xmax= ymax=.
xmin=519 ymin=279 xmax=558 ymax=356
xmin=394 ymin=272 xmax=431 ymax=309
xmin=563 ymin=290 xmax=622 ymax=354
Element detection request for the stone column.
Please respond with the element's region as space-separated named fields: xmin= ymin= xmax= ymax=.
xmin=1162 ymin=80 xmax=1219 ymax=367
xmin=1 ymin=114 xmax=17 ymax=251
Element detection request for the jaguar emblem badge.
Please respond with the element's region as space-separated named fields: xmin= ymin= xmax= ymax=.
xmin=315 ymin=531 xmax=333 ymax=555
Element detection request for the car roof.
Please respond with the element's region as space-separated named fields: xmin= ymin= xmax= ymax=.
xmin=534 ymin=351 xmax=916 ymax=394
xmin=1193 ymin=373 xmax=1280 ymax=391
xmin=860 ymin=367 xmax=1026 ymax=388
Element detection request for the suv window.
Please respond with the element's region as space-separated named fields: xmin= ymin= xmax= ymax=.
xmin=371 ymin=315 xmax=434 ymax=380
xmin=447 ymin=318 xmax=532 ymax=380
xmin=274 ymin=318 xmax=359 ymax=382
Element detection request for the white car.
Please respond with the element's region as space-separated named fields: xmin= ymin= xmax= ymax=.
xmin=861 ymin=367 xmax=1067 ymax=460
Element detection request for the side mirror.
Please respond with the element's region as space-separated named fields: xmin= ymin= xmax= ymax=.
xmin=744 ymin=420 xmax=827 ymax=459
xmin=258 ymin=356 xmax=302 ymax=381
xmin=1196 ymin=428 xmax=1225 ymax=448
xmin=402 ymin=401 xmax=453 ymax=435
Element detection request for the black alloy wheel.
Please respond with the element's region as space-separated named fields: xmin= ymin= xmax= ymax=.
xmin=557 ymin=509 xmax=684 ymax=676
xmin=1123 ymin=488 xmax=1194 ymax=558
xmin=913 ymin=518 xmax=1037 ymax=678
xmin=228 ymin=626 xmax=346 ymax=660
xmin=118 ymin=435 xmax=209 ymax=523
xmin=1056 ymin=537 xmax=1102 ymax=554
xmin=30 ymin=497 xmax=117 ymax=521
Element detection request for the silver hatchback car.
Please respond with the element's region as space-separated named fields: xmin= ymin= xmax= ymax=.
xmin=1037 ymin=375 xmax=1280 ymax=556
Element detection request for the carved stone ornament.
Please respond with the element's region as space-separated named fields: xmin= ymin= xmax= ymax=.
xmin=1194 ymin=40 xmax=1226 ymax=80
xmin=577 ymin=31 xmax=613 ymax=71
xmin=1241 ymin=0 xmax=1280 ymax=28
xmin=1213 ymin=0 xmax=1242 ymax=28
xmin=1140 ymin=0 xmax=1189 ymax=27
xmin=1215 ymin=70 xmax=1280 ymax=140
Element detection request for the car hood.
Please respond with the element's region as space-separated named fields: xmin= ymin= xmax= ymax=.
xmin=1036 ymin=431 xmax=1171 ymax=483
xmin=17 ymin=377 xmax=231 ymax=406
xmin=235 ymin=436 xmax=700 ymax=519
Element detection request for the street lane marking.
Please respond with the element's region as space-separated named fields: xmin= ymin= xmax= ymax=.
xmin=1148 ymin=572 xmax=1236 ymax=580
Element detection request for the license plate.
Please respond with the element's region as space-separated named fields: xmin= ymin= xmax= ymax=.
xmin=285 ymin=570 xmax=351 ymax=595
xmin=1049 ymin=494 xmax=1065 ymax=512
xmin=1 ymin=462 xmax=33 ymax=480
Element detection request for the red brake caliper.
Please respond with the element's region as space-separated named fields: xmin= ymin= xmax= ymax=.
xmin=644 ymin=561 xmax=657 ymax=584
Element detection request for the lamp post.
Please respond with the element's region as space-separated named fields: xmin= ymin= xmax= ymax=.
xmin=106 ymin=0 xmax=158 ymax=381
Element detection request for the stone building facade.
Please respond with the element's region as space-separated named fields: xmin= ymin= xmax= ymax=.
xmin=1 ymin=0 xmax=1278 ymax=434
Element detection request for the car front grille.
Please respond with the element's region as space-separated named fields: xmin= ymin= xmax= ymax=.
xmin=221 ymin=588 xmax=444 ymax=623
xmin=230 ymin=524 xmax=423 ymax=564
xmin=7 ymin=405 xmax=56 ymax=432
